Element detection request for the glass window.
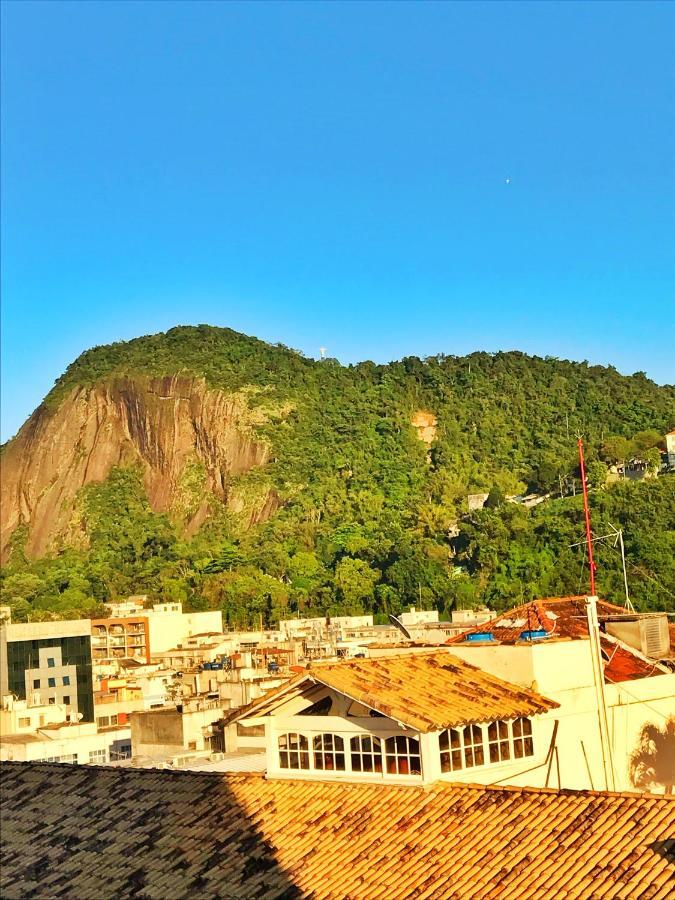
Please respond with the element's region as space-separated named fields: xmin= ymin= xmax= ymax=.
xmin=63 ymin=696 xmax=71 ymax=705
xmin=278 ymin=733 xmax=310 ymax=770
xmin=488 ymin=721 xmax=511 ymax=763
xmin=512 ymin=717 xmax=534 ymax=758
xmin=97 ymin=716 xmax=110 ymax=728
xmin=47 ymin=658 xmax=55 ymax=668
xmin=385 ymin=735 xmax=421 ymax=776
xmin=463 ymin=725 xmax=485 ymax=768
xmin=33 ymin=679 xmax=40 ymax=690
xmin=47 ymin=677 xmax=56 ymax=688
xmin=313 ymin=734 xmax=345 ymax=771
xmin=48 ymin=697 xmax=56 ymax=705
xmin=18 ymin=717 xmax=31 ymax=728
xmin=350 ymin=735 xmax=383 ymax=773
xmin=439 ymin=728 xmax=463 ymax=773
xmin=62 ymin=676 xmax=70 ymax=686
xmin=110 ymin=714 xmax=118 ymax=725
xmin=88 ymin=749 xmax=107 ymax=764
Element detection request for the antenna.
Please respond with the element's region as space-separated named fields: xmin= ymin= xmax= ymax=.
xmin=577 ymin=438 xmax=597 ymax=596
xmin=319 ymin=347 xmax=326 ymax=359
xmin=569 ymin=523 xmax=633 ymax=611
xmin=388 ymin=615 xmax=412 ymax=641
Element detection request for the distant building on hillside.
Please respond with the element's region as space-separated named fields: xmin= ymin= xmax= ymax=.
xmin=666 ymin=430 xmax=675 ymax=469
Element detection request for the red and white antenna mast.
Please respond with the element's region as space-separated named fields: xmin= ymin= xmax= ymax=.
xmin=577 ymin=438 xmax=597 ymax=596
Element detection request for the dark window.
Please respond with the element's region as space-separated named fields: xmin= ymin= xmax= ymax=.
xmin=350 ymin=735 xmax=382 ymax=772
xmin=385 ymin=735 xmax=421 ymax=776
xmin=313 ymin=734 xmax=345 ymax=771
xmin=439 ymin=728 xmax=463 ymax=773
xmin=33 ymin=679 xmax=40 ymax=689
xmin=463 ymin=725 xmax=485 ymax=768
xmin=48 ymin=698 xmax=55 ymax=705
xmin=488 ymin=721 xmax=511 ymax=763
xmin=62 ymin=676 xmax=70 ymax=686
xmin=512 ymin=717 xmax=534 ymax=758
xmin=47 ymin=658 xmax=55 ymax=668
xmin=47 ymin=678 xmax=56 ymax=688
xmin=278 ymin=733 xmax=310 ymax=769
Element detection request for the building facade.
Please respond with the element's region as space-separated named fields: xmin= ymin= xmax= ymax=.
xmin=0 ymin=620 xmax=95 ymax=723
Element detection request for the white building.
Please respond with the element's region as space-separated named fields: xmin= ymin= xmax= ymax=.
xmin=231 ymin=599 xmax=675 ymax=794
xmin=144 ymin=603 xmax=223 ymax=656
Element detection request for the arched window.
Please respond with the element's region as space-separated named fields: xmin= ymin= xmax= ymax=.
xmin=462 ymin=724 xmax=484 ymax=768
xmin=439 ymin=728 xmax=463 ymax=773
xmin=512 ymin=717 xmax=533 ymax=758
xmin=488 ymin=721 xmax=511 ymax=763
xmin=313 ymin=734 xmax=345 ymax=770
xmin=385 ymin=735 xmax=421 ymax=776
xmin=278 ymin=733 xmax=310 ymax=770
xmin=350 ymin=735 xmax=382 ymax=773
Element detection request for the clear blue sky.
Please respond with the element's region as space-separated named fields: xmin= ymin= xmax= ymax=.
xmin=2 ymin=1 xmax=674 ymax=441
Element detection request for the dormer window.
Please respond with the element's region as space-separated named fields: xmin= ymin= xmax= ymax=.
xmin=313 ymin=734 xmax=345 ymax=771
xmin=439 ymin=729 xmax=462 ymax=773
xmin=512 ymin=717 xmax=533 ymax=758
xmin=488 ymin=721 xmax=511 ymax=763
xmin=462 ymin=725 xmax=485 ymax=768
xmin=385 ymin=736 xmax=421 ymax=776
xmin=278 ymin=733 xmax=310 ymax=770
xmin=438 ymin=718 xmax=534 ymax=776
xmin=350 ymin=735 xmax=382 ymax=773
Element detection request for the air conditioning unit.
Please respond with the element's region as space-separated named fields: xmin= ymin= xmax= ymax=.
xmin=606 ymin=614 xmax=670 ymax=659
xmin=210 ymin=752 xmax=224 ymax=762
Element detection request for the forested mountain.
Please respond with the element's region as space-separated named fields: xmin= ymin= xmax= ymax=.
xmin=1 ymin=325 xmax=673 ymax=624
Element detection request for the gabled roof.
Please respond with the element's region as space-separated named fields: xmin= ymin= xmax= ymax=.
xmin=447 ymin=596 xmax=670 ymax=682
xmin=1 ymin=763 xmax=673 ymax=900
xmin=234 ymin=649 xmax=558 ymax=732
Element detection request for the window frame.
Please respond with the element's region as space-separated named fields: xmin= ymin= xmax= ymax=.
xmin=350 ymin=734 xmax=383 ymax=773
xmin=312 ymin=733 xmax=345 ymax=771
xmin=384 ymin=735 xmax=422 ymax=776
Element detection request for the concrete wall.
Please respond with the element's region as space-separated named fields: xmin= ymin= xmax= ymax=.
xmin=147 ymin=610 xmax=223 ymax=655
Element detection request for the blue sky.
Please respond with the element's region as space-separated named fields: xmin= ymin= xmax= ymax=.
xmin=2 ymin=1 xmax=674 ymax=440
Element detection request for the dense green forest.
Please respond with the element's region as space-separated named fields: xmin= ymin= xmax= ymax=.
xmin=2 ymin=326 xmax=674 ymax=624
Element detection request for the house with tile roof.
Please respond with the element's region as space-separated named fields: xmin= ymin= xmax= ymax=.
xmin=445 ymin=595 xmax=675 ymax=794
xmin=228 ymin=650 xmax=561 ymax=787
xmin=1 ymin=762 xmax=673 ymax=899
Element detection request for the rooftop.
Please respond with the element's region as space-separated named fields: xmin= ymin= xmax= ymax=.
xmin=447 ymin=596 xmax=671 ymax=682
xmin=1 ymin=763 xmax=672 ymax=899
xmin=237 ymin=649 xmax=558 ymax=731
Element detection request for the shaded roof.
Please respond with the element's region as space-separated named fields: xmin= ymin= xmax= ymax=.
xmin=1 ymin=762 xmax=673 ymax=900
xmin=447 ymin=596 xmax=670 ymax=682
xmin=236 ymin=650 xmax=558 ymax=732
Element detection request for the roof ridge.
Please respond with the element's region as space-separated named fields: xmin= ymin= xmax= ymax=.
xmin=2 ymin=762 xmax=673 ymax=802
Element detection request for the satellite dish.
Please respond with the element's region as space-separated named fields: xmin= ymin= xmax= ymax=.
xmin=388 ymin=614 xmax=412 ymax=641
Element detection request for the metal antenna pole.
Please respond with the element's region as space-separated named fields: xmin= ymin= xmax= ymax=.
xmin=578 ymin=438 xmax=597 ymax=596
xmin=618 ymin=529 xmax=633 ymax=611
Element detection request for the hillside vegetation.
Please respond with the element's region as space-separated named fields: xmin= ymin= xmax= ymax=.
xmin=2 ymin=325 xmax=674 ymax=624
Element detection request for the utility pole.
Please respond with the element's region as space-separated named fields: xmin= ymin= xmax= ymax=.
xmin=578 ymin=438 xmax=597 ymax=596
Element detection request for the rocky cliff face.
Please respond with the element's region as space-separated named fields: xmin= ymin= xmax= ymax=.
xmin=1 ymin=375 xmax=279 ymax=560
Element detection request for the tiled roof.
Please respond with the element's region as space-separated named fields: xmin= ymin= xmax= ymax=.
xmin=447 ymin=596 xmax=670 ymax=682
xmin=1 ymin=762 xmax=673 ymax=899
xmin=237 ymin=650 xmax=558 ymax=732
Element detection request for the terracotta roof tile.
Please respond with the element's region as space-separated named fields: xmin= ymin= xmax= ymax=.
xmin=237 ymin=650 xmax=558 ymax=731
xmin=447 ymin=596 xmax=670 ymax=682
xmin=4 ymin=763 xmax=671 ymax=899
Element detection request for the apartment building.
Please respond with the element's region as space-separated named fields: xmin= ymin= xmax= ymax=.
xmin=0 ymin=619 xmax=95 ymax=723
